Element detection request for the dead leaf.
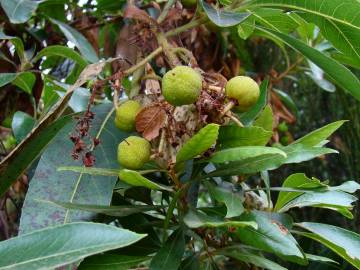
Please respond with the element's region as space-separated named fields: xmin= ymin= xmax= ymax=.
xmin=136 ymin=105 xmax=167 ymax=141
xmin=144 ymin=64 xmax=161 ymax=95
xmin=124 ymin=4 xmax=157 ymax=25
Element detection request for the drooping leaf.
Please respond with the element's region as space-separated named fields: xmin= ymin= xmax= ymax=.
xmin=79 ymin=254 xmax=149 ymax=270
xmin=218 ymin=125 xmax=273 ymax=149
xmin=184 ymin=209 xmax=257 ymax=229
xmin=11 ymin=111 xmax=35 ymax=143
xmin=236 ymin=211 xmax=306 ymax=265
xmin=210 ymin=146 xmax=286 ymax=163
xmin=200 ymin=0 xmax=250 ymax=27
xmin=150 ymin=228 xmax=185 ymax=270
xmin=19 ymin=104 xmax=123 ymax=234
xmin=51 ymin=19 xmax=99 ymax=63
xmin=237 ymin=16 xmax=256 ymax=39
xmin=176 ymin=124 xmax=219 ymax=163
xmin=256 ymin=27 xmax=360 ymax=101
xmin=207 ymin=184 xmax=244 ymax=218
xmin=118 ymin=169 xmax=173 ymax=191
xmin=296 ymin=222 xmax=360 ymax=269
xmin=33 ymin=45 xmax=88 ymax=69
xmin=0 ymin=31 xmax=24 ymax=61
xmin=0 ymin=0 xmax=40 ymax=24
xmin=0 ymin=222 xmax=146 ymax=270
xmin=304 ymin=253 xmax=339 ymax=265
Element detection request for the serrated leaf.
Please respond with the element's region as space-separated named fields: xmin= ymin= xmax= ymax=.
xmin=296 ymin=222 xmax=360 ymax=269
xmin=210 ymin=146 xmax=286 ymax=163
xmin=19 ymin=104 xmax=124 ymax=234
xmin=119 ymin=169 xmax=173 ymax=191
xmin=218 ymin=125 xmax=272 ymax=149
xmin=150 ymin=228 xmax=185 ymax=270
xmin=51 ymin=19 xmax=99 ymax=63
xmin=184 ymin=209 xmax=257 ymax=229
xmin=0 ymin=222 xmax=146 ymax=270
xmin=200 ymin=0 xmax=250 ymax=27
xmin=176 ymin=124 xmax=219 ymax=163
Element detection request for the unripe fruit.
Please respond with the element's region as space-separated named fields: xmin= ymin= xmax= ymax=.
xmin=162 ymin=66 xmax=202 ymax=106
xmin=225 ymin=76 xmax=260 ymax=112
xmin=117 ymin=136 xmax=151 ymax=170
xmin=182 ymin=0 xmax=197 ymax=8
xmin=280 ymin=136 xmax=289 ymax=145
xmin=114 ymin=100 xmax=142 ymax=132
xmin=278 ymin=122 xmax=289 ymax=133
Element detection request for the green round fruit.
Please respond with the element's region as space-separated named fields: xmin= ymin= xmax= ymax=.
xmin=114 ymin=100 xmax=142 ymax=132
xmin=182 ymin=0 xmax=197 ymax=8
xmin=162 ymin=66 xmax=202 ymax=106
xmin=280 ymin=136 xmax=289 ymax=145
xmin=117 ymin=136 xmax=151 ymax=170
xmin=3 ymin=135 xmax=16 ymax=150
xmin=278 ymin=122 xmax=288 ymax=133
xmin=225 ymin=76 xmax=260 ymax=112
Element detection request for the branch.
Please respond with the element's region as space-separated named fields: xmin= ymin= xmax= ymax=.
xmin=165 ymin=16 xmax=209 ymax=38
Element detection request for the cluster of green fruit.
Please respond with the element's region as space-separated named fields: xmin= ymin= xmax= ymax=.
xmin=115 ymin=66 xmax=260 ymax=170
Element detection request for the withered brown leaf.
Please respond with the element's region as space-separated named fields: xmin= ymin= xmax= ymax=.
xmin=136 ymin=105 xmax=167 ymax=141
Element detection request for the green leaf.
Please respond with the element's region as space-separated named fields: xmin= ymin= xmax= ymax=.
xmin=305 ymin=253 xmax=339 ymax=265
xmin=150 ymin=228 xmax=185 ymax=270
xmin=0 ymin=73 xmax=17 ymax=87
xmin=240 ymin=79 xmax=269 ymax=125
xmin=0 ymin=30 xmax=25 ymax=63
xmin=176 ymin=124 xmax=219 ymax=163
xmin=50 ymin=201 xmax=161 ymax=217
xmin=275 ymin=173 xmax=325 ymax=211
xmin=207 ymin=184 xmax=244 ymax=218
xmin=237 ymin=16 xmax=256 ymax=39
xmin=0 ymin=115 xmax=73 ymax=197
xmin=18 ymin=104 xmax=123 ymax=234
xmin=256 ymin=27 xmax=360 ymax=101
xmin=249 ymin=0 xmax=360 ymax=32
xmin=58 ymin=166 xmax=119 ymax=177
xmin=11 ymin=111 xmax=35 ymax=142
xmin=329 ymin=181 xmax=360 ymax=193
xmin=273 ymin=89 xmax=298 ymax=117
xmin=292 ymin=120 xmax=346 ymax=147
xmin=0 ymin=0 xmax=40 ymax=24
xmin=200 ymin=0 xmax=250 ymax=27
xmin=253 ymin=105 xmax=273 ymax=131
xmin=296 ymin=222 xmax=360 ymax=269
xmin=12 ymin=72 xmax=36 ymax=94
xmin=236 ymin=211 xmax=306 ymax=265
xmin=210 ymin=146 xmax=286 ymax=163
xmin=33 ymin=45 xmax=88 ymax=68
xmin=79 ymin=254 xmax=149 ymax=270
xmin=0 ymin=222 xmax=146 ymax=270
xmin=218 ymin=125 xmax=272 ymax=149
xmin=278 ymin=191 xmax=357 ymax=218
xmin=119 ymin=169 xmax=173 ymax=191
xmin=51 ymin=19 xmax=99 ymax=63
xmin=223 ymin=250 xmax=287 ymax=270
xmin=184 ymin=209 xmax=257 ymax=229
xmin=251 ymin=8 xmax=299 ymax=33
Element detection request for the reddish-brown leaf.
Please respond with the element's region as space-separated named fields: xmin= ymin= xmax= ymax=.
xmin=124 ymin=4 xmax=156 ymax=25
xmin=136 ymin=105 xmax=167 ymax=141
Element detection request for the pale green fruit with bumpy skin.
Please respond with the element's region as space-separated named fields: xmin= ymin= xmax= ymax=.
xmin=117 ymin=136 xmax=151 ymax=170
xmin=114 ymin=100 xmax=141 ymax=132
xmin=182 ymin=0 xmax=197 ymax=8
xmin=162 ymin=66 xmax=202 ymax=106
xmin=225 ymin=76 xmax=260 ymax=112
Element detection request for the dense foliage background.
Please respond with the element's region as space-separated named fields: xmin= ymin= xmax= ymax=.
xmin=0 ymin=0 xmax=359 ymax=269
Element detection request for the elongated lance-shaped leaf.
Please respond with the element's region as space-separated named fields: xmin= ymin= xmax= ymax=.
xmin=0 ymin=222 xmax=146 ymax=270
xmin=119 ymin=169 xmax=173 ymax=191
xmin=19 ymin=104 xmax=123 ymax=234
